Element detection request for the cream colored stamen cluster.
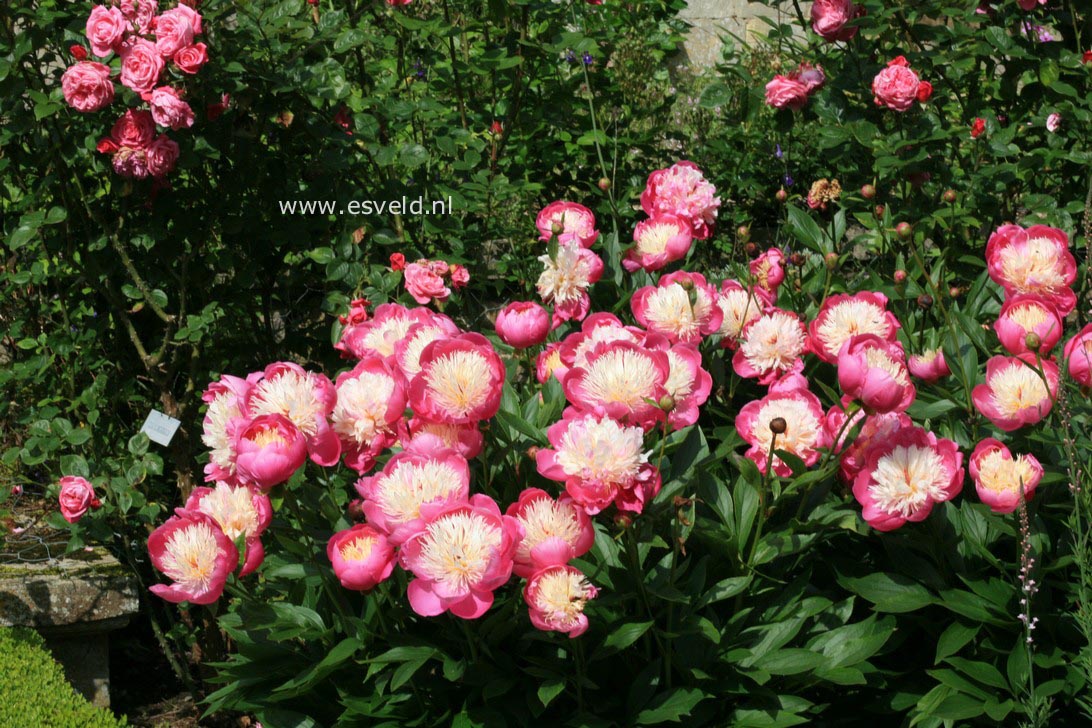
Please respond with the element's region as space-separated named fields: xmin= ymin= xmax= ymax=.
xmin=425 ymin=351 xmax=493 ymax=418
xmin=868 ymin=445 xmax=949 ymax=518
xmin=580 ymin=349 xmax=660 ymax=409
xmin=555 ymin=417 xmax=646 ymax=482
xmin=161 ymin=522 xmax=222 ymax=595
xmin=251 ymin=370 xmax=323 ymax=436
xmin=376 ymin=460 xmax=464 ymax=523
xmin=332 ymin=373 xmax=397 ymax=445
xmin=816 ymin=300 xmax=891 ymax=357
xmin=740 ymin=312 xmax=806 ymax=373
xmin=989 ymin=363 xmax=1049 ymax=417
xmin=416 ymin=512 xmax=502 ymax=592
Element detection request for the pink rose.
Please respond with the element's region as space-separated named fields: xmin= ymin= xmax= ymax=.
xmin=85 ymin=6 xmax=128 ymax=58
xmin=404 ymin=261 xmax=451 ymax=305
xmin=58 ymin=476 xmax=96 ymax=524
xmin=154 ymin=8 xmax=196 ymax=58
xmin=109 ymin=109 xmax=155 ymax=148
xmin=145 ymin=134 xmax=180 ymax=177
xmin=790 ymin=62 xmax=826 ymax=94
xmin=173 ymin=43 xmax=208 ymax=75
xmin=765 ymin=74 xmax=810 ymax=111
xmin=450 ymin=264 xmax=470 ymax=288
xmin=872 ymin=60 xmax=923 ymax=112
xmin=120 ymin=38 xmax=165 ymax=94
xmin=61 ymin=62 xmax=115 ymax=113
xmin=148 ymin=86 xmax=195 ymax=130
xmin=1046 ymin=113 xmax=1062 ymax=133
xmin=112 ymin=147 xmax=152 ymax=179
xmin=811 ymin=0 xmax=860 ymax=42
xmin=120 ymin=0 xmax=159 ymax=33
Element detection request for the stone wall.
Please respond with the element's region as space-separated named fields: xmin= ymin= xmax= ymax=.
xmin=678 ymin=0 xmax=804 ymax=68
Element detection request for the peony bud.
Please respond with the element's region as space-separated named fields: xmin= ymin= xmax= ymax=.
xmin=874 ymin=204 xmax=886 ymax=218
xmin=917 ymin=294 xmax=933 ymax=309
xmin=737 ymin=225 xmax=751 ymax=242
xmin=775 ymin=188 xmax=788 ymax=203
xmin=896 ymin=222 xmax=912 ymax=240
xmin=824 ymin=252 xmax=839 ymax=270
xmin=894 ymin=269 xmax=907 ymax=283
xmin=948 ymin=286 xmax=961 ymax=299
xmin=943 ymin=189 xmax=957 ymax=204
xmin=1025 ymin=332 xmax=1042 ymax=351
xmin=659 ymin=395 xmax=677 ymax=411
xmin=744 ymin=242 xmax=759 ymax=257
xmin=598 ymin=177 xmax=611 ymax=191
xmin=861 ymin=184 xmax=876 ymax=199
xmin=769 ymin=417 xmax=788 ymax=435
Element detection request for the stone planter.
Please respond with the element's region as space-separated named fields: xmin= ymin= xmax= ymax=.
xmin=0 ymin=548 xmax=139 ymax=708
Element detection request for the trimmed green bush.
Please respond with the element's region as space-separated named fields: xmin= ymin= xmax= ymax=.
xmin=0 ymin=627 xmax=126 ymax=728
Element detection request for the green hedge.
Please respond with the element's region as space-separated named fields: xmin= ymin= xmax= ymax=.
xmin=0 ymin=627 xmax=126 ymax=728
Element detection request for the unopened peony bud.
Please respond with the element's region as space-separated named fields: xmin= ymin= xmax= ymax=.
xmin=861 ymin=184 xmax=876 ymax=199
xmin=551 ymin=221 xmax=564 ymax=236
xmin=896 ymin=222 xmax=913 ymax=240
xmin=1025 ymin=333 xmax=1042 ymax=351
xmin=824 ymin=252 xmax=839 ymax=270
xmin=943 ymin=189 xmax=957 ymax=204
xmin=874 ymin=204 xmax=886 ymax=218
xmin=614 ymin=513 xmax=633 ymax=529
xmin=598 ymin=177 xmax=611 ymax=191
xmin=917 ymin=294 xmax=934 ymax=309
xmin=769 ymin=417 xmax=787 ymax=435
xmin=744 ymin=242 xmax=759 ymax=257
xmin=894 ymin=269 xmax=907 ymax=283
xmin=737 ymin=225 xmax=751 ymax=242
xmin=775 ymin=188 xmax=788 ymax=203
xmin=949 ymin=285 xmax=962 ymax=299
xmin=11 ymin=485 xmax=22 ymax=496
xmin=659 ymin=395 xmax=676 ymax=411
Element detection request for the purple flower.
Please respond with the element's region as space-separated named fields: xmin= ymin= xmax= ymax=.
xmin=582 ymin=52 xmax=594 ymax=66
xmin=775 ymin=144 xmax=783 ymax=159
xmin=783 ymin=174 xmax=795 ymax=187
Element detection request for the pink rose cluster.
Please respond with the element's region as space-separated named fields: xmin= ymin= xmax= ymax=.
xmin=810 ymin=0 xmax=863 ymax=42
xmin=765 ymin=62 xmax=826 ymax=112
xmin=872 ymin=56 xmax=932 ymax=112
xmin=401 ymin=258 xmax=470 ymax=306
xmin=61 ymin=1 xmax=214 ymax=180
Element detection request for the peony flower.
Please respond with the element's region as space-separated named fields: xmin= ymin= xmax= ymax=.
xmin=148 ymin=509 xmax=238 ymax=604
xmin=404 ymin=261 xmax=451 ymax=305
xmin=811 ymin=0 xmax=860 ymax=42
xmin=85 ymin=6 xmax=127 ymax=58
xmin=58 ymin=476 xmax=96 ymax=523
xmin=409 ymin=333 xmax=505 ymax=424
xmin=403 ymin=417 xmax=484 ymax=460
xmin=400 ymin=494 xmax=523 ymax=619
xmin=495 ymin=301 xmax=551 ymax=349
xmin=908 ymin=348 xmax=951 ymax=383
xmin=831 ymin=408 xmax=912 ymax=486
xmin=872 ymin=57 xmax=925 ymax=112
xmin=536 ymin=243 xmax=604 ymax=327
xmin=154 ymin=7 xmax=196 ymax=58
xmin=640 ymin=161 xmax=721 ymax=240
xmin=557 ymin=313 xmax=645 ymax=370
xmin=537 ymin=408 xmax=660 ymax=514
xmin=332 ymin=356 xmax=407 ymax=474
xmin=524 ymin=565 xmax=598 ymax=637
xmin=808 ymin=292 xmax=899 ymax=364
xmin=1063 ymin=323 xmax=1092 ymax=387
xmin=630 ymin=271 xmax=722 ymax=344
xmin=148 ymin=86 xmax=195 ymax=130
xmin=233 ymin=414 xmax=308 ymax=490
xmin=663 ymin=344 xmax=713 ymax=431
xmin=750 ymin=248 xmax=785 ymax=297
xmin=715 ymin=280 xmax=771 ymax=349
xmin=337 ymin=303 xmax=434 ymax=360
xmin=993 ymin=294 xmax=1063 ymax=356
xmin=837 ymin=334 xmax=916 ymax=413
xmin=119 ymin=38 xmax=165 ymax=94
xmin=765 ymin=75 xmax=810 ymax=111
xmin=623 ymin=214 xmax=693 ymax=272
xmin=145 ymin=134 xmax=179 ymax=177
xmin=970 ymin=439 xmax=1043 ymax=514
xmin=536 ymin=342 xmax=570 ymax=385
xmin=852 ymin=426 xmax=963 ymax=531
xmin=356 ymin=437 xmax=471 ymax=544
xmin=506 ymin=488 xmax=594 ymax=578
xmin=201 ymin=373 xmax=256 ymax=483
xmin=391 ymin=313 xmax=462 ymax=380
xmin=246 ymin=362 xmax=341 ymax=466
xmin=736 ymin=374 xmax=830 ymax=477
xmin=806 ymin=178 xmax=842 ymax=211
xmin=173 ymin=43 xmax=208 ymax=74
xmin=61 ymin=62 xmax=115 ymax=112
xmin=986 ymin=224 xmax=1078 ymax=315
xmin=327 ymin=524 xmax=396 ymax=591
xmin=733 ymin=309 xmax=808 ymax=385
xmin=562 ymin=341 xmax=670 ymax=430
xmin=184 ymin=482 xmax=272 ymax=576
xmin=536 ymin=201 xmax=599 ymax=249
xmin=972 ymin=354 xmax=1058 ymax=431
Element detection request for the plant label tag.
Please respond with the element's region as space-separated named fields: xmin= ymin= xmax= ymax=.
xmin=140 ymin=409 xmax=181 ymax=446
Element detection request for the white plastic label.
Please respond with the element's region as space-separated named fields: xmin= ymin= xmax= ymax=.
xmin=140 ymin=410 xmax=181 ymax=446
